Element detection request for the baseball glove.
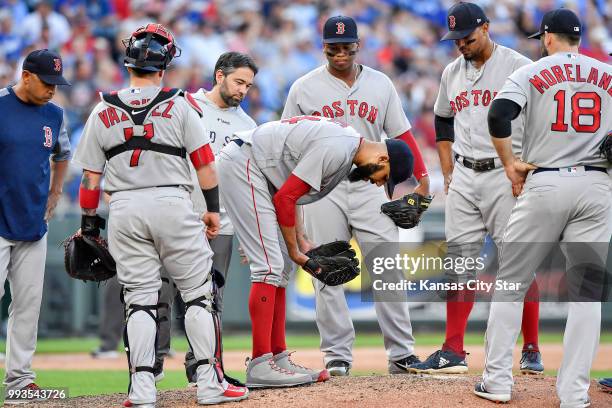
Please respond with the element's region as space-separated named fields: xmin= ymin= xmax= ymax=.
xmin=63 ymin=215 xmax=116 ymax=282
xmin=600 ymin=132 xmax=612 ymax=164
xmin=304 ymin=240 xmax=360 ymax=286
xmin=381 ymin=193 xmax=433 ymax=229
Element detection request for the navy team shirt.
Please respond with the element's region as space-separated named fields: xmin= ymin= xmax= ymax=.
xmin=0 ymin=87 xmax=71 ymax=241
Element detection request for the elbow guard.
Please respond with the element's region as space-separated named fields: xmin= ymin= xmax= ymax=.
xmin=488 ymin=99 xmax=521 ymax=138
xmin=435 ymin=115 xmax=455 ymax=143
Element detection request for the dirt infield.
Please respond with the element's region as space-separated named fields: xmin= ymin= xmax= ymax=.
xmin=18 ymin=375 xmax=612 ymax=407
xmin=26 ymin=343 xmax=612 ymax=373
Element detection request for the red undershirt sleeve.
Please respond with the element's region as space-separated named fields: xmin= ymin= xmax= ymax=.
xmin=272 ymin=174 xmax=312 ymax=227
xmin=395 ymin=130 xmax=428 ymax=180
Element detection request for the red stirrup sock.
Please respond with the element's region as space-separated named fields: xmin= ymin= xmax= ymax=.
xmin=249 ymin=282 xmax=277 ymax=358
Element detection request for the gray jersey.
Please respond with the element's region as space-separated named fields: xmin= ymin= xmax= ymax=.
xmin=73 ymin=86 xmax=208 ymax=192
xmin=281 ymin=65 xmax=410 ymax=142
xmin=434 ymin=44 xmax=532 ymax=158
xmin=233 ymin=116 xmax=361 ymax=204
xmin=495 ymin=52 xmax=611 ymax=168
xmin=189 ymin=89 xmax=257 ymax=235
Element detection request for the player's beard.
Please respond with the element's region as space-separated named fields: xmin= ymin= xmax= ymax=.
xmin=220 ymin=83 xmax=242 ymax=107
xmin=348 ymin=163 xmax=385 ymax=182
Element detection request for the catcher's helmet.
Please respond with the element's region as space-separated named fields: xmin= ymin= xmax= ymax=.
xmin=122 ymin=23 xmax=181 ymax=72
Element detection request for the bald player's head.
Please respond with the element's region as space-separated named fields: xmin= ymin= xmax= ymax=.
xmin=350 ymin=139 xmax=414 ymax=196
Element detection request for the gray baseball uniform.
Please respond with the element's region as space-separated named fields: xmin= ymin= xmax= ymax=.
xmin=73 ymin=86 xmax=229 ymax=404
xmin=482 ymin=52 xmax=611 ymax=406
xmin=282 ymin=64 xmax=416 ymax=365
xmin=433 ymin=44 xmax=535 ymax=358
xmin=218 ymin=117 xmax=360 ymax=288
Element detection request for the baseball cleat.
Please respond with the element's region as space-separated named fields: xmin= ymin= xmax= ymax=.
xmin=599 ymin=378 xmax=612 ymax=393
xmin=245 ymin=353 xmax=313 ymax=388
xmin=90 ymin=348 xmax=120 ymax=359
xmin=198 ymin=383 xmax=249 ymax=405
xmin=122 ymin=400 xmax=155 ymax=408
xmin=4 ymin=383 xmax=48 ymax=405
xmin=520 ymin=345 xmax=544 ymax=375
xmin=273 ymin=351 xmax=330 ymax=382
xmin=408 ymin=349 xmax=468 ymax=374
xmin=560 ymin=398 xmax=591 ymax=408
xmin=473 ymin=382 xmax=511 ymax=403
xmin=388 ymin=354 xmax=421 ymax=374
xmin=325 ymin=360 xmax=351 ymax=376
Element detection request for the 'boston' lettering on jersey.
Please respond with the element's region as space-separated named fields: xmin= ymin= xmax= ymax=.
xmin=98 ymin=101 xmax=175 ymax=128
xmin=310 ymin=99 xmax=378 ymax=124
xmin=449 ymin=89 xmax=499 ymax=113
xmin=529 ymin=64 xmax=612 ymax=96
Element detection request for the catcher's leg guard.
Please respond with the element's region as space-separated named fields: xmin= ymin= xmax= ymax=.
xmin=122 ymin=291 xmax=159 ymax=404
xmin=182 ymin=285 xmax=227 ymax=399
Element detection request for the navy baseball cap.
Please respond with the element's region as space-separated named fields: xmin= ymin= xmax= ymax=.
xmin=441 ymin=2 xmax=489 ymax=41
xmin=323 ymin=16 xmax=358 ymax=44
xmin=528 ymin=8 xmax=582 ymax=39
xmin=385 ymin=139 xmax=414 ymax=197
xmin=22 ymin=49 xmax=70 ymax=86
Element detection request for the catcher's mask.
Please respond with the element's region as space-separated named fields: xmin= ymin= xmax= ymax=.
xmin=123 ymin=23 xmax=181 ymax=72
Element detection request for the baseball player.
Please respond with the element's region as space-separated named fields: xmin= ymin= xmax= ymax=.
xmin=0 ymin=49 xmax=71 ymax=402
xmin=154 ymin=51 xmax=258 ymax=384
xmin=218 ymin=116 xmax=415 ymax=387
xmin=282 ymin=15 xmax=429 ymax=376
xmin=409 ymin=2 xmax=542 ymax=375
xmin=72 ymin=24 xmax=248 ymax=407
xmin=475 ymin=9 xmax=611 ymax=406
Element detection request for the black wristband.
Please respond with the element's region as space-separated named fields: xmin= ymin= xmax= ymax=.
xmin=202 ymin=185 xmax=220 ymax=213
xmin=81 ymin=214 xmax=105 ymax=237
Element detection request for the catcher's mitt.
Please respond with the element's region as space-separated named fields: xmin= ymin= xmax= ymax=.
xmin=381 ymin=193 xmax=432 ymax=229
xmin=304 ymin=240 xmax=360 ymax=286
xmin=63 ymin=215 xmax=116 ymax=282
xmin=600 ymin=132 xmax=612 ymax=164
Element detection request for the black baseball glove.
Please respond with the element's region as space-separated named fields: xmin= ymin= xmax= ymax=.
xmin=601 ymin=132 xmax=612 ymax=164
xmin=381 ymin=193 xmax=433 ymax=229
xmin=63 ymin=215 xmax=116 ymax=282
xmin=303 ymin=240 xmax=360 ymax=286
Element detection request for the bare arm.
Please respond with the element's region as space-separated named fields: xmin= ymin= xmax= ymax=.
xmin=436 ymin=141 xmax=454 ymax=194
xmin=45 ymin=160 xmax=69 ymax=220
xmin=80 ymin=170 xmax=102 ymax=216
xmin=196 ymin=162 xmax=220 ymax=239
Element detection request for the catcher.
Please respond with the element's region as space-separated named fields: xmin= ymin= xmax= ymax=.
xmin=216 ymin=115 xmax=414 ymax=388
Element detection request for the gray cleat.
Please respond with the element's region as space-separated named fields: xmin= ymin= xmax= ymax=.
xmin=245 ymin=353 xmax=313 ymax=388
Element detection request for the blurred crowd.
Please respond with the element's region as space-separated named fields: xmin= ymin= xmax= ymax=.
xmin=0 ymin=0 xmax=610 ymax=204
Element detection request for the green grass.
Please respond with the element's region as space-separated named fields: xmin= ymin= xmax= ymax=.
xmin=2 ymin=369 xmax=611 ymax=398
xmin=4 ymin=332 xmax=611 ymax=354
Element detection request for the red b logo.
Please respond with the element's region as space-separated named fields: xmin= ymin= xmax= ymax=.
xmin=336 ymin=22 xmax=345 ymax=35
xmin=53 ymin=58 xmax=61 ymax=72
xmin=449 ymin=15 xmax=456 ymax=30
xmin=43 ymin=126 xmax=52 ymax=147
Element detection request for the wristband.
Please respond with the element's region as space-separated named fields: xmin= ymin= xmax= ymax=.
xmin=79 ymin=186 xmax=101 ymax=209
xmin=202 ymin=185 xmax=220 ymax=213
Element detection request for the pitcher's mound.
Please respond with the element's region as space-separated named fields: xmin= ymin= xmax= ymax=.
xmin=21 ymin=374 xmax=611 ymax=407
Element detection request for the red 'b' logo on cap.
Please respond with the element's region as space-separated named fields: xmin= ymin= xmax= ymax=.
xmin=449 ymin=15 xmax=456 ymax=30
xmin=336 ymin=22 xmax=345 ymax=35
xmin=53 ymin=58 xmax=61 ymax=72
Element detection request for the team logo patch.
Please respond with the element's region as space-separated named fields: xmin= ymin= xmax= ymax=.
xmin=53 ymin=58 xmax=61 ymax=72
xmin=449 ymin=15 xmax=456 ymax=30
xmin=43 ymin=126 xmax=53 ymax=147
xmin=336 ymin=22 xmax=345 ymax=35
